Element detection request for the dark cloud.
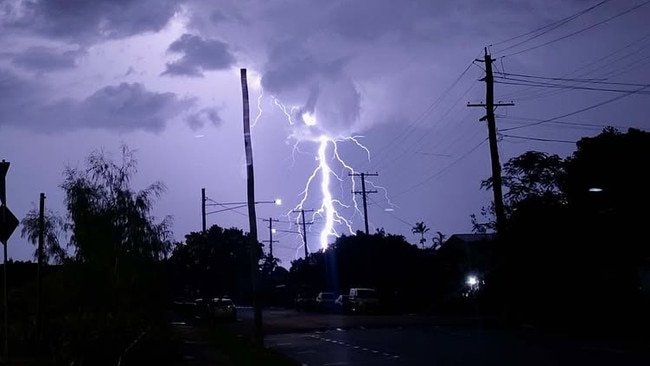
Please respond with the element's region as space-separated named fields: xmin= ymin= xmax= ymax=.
xmin=185 ymin=107 xmax=222 ymax=130
xmin=0 ymin=68 xmax=192 ymax=132
xmin=162 ymin=34 xmax=235 ymax=77
xmin=261 ymin=40 xmax=347 ymax=94
xmin=2 ymin=0 xmax=182 ymax=43
xmin=0 ymin=68 xmax=44 ymax=125
xmin=11 ymin=46 xmax=84 ymax=72
xmin=74 ymin=83 xmax=193 ymax=132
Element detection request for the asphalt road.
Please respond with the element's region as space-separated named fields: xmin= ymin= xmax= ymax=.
xmin=232 ymin=308 xmax=650 ymax=366
xmin=266 ymin=326 xmax=650 ymax=366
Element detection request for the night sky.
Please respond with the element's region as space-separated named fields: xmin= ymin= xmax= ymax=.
xmin=1 ymin=0 xmax=649 ymax=267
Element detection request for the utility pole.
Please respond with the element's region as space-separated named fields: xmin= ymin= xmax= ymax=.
xmin=293 ymin=209 xmax=314 ymax=258
xmin=468 ymin=47 xmax=514 ymax=236
xmin=240 ymin=68 xmax=263 ymax=346
xmin=262 ymin=218 xmax=279 ymax=257
xmin=36 ymin=193 xmax=45 ymax=364
xmin=350 ymin=172 xmax=378 ymax=235
xmin=201 ymin=188 xmax=206 ymax=233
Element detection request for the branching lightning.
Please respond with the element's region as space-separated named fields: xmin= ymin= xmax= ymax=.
xmin=253 ymin=91 xmax=386 ymax=253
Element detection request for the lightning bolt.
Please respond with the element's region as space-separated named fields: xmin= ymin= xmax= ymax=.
xmin=264 ymin=96 xmax=383 ymax=252
xmin=252 ymin=88 xmax=264 ymax=127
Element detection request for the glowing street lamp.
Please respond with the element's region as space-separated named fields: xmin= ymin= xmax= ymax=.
xmin=466 ymin=275 xmax=479 ymax=287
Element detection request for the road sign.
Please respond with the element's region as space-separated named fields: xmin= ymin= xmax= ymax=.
xmin=0 ymin=205 xmax=19 ymax=244
xmin=0 ymin=160 xmax=9 ymax=205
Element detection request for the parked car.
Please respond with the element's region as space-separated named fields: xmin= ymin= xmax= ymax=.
xmin=348 ymin=288 xmax=380 ymax=314
xmin=334 ymin=294 xmax=351 ymax=314
xmin=315 ymin=292 xmax=337 ymax=312
xmin=208 ymin=297 xmax=237 ymax=322
xmin=295 ymin=293 xmax=316 ymax=312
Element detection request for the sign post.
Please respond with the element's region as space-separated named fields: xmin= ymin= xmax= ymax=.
xmin=0 ymin=160 xmax=18 ymax=361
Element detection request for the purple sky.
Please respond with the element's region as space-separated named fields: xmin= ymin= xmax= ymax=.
xmin=1 ymin=0 xmax=649 ymax=267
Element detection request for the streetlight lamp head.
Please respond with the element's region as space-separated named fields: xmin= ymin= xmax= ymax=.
xmin=466 ymin=275 xmax=478 ymax=286
xmin=588 ymin=187 xmax=603 ymax=192
xmin=274 ymin=198 xmax=282 ymax=206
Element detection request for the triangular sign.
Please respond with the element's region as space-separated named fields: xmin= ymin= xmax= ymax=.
xmin=0 ymin=205 xmax=19 ymax=244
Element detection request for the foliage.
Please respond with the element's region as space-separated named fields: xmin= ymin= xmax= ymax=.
xmin=411 ymin=221 xmax=429 ymax=248
xmin=475 ymin=127 xmax=650 ymax=332
xmin=62 ymin=145 xmax=173 ymax=264
xmin=168 ymin=224 xmax=263 ymax=302
xmin=20 ymin=208 xmax=68 ymax=264
xmin=17 ymin=145 xmax=175 ymax=364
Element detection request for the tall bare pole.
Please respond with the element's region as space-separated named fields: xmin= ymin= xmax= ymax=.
xmin=201 ymin=188 xmax=206 ymax=232
xmin=468 ymin=48 xmax=514 ymax=235
xmin=240 ymin=68 xmax=263 ymax=346
xmin=36 ymin=193 xmax=45 ymax=363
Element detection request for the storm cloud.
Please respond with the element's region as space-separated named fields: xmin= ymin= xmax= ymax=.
xmin=162 ymin=34 xmax=236 ymax=77
xmin=11 ymin=46 xmax=85 ymax=72
xmin=0 ymin=69 xmax=192 ymax=132
xmin=2 ymin=0 xmax=183 ymax=43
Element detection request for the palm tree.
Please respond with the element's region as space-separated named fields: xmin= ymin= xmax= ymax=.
xmin=411 ymin=222 xmax=429 ymax=249
xmin=432 ymin=231 xmax=446 ymax=250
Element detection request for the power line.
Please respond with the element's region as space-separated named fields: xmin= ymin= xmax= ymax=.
xmin=495 ymin=72 xmax=650 ymax=87
xmin=501 ymin=1 xmax=650 ymax=58
xmin=501 ymin=84 xmax=650 ymax=132
xmin=498 ymin=115 xmax=634 ymax=131
xmin=501 ymin=134 xmax=576 ymax=144
xmin=494 ymin=79 xmax=650 ymax=95
xmin=492 ymin=0 xmax=611 ymax=53
xmin=364 ymin=51 xmax=482 ymax=170
xmin=393 ymin=138 xmax=488 ymax=198
xmin=489 ymin=0 xmax=611 ymax=48
xmin=496 ymin=30 xmax=650 ymax=102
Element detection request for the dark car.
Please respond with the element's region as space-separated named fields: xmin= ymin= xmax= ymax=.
xmin=315 ymin=292 xmax=337 ymax=312
xmin=208 ymin=297 xmax=237 ymax=322
xmin=295 ymin=293 xmax=316 ymax=312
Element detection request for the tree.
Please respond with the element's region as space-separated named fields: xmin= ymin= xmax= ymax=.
xmin=411 ymin=222 xmax=429 ymax=248
xmin=19 ymin=145 xmax=175 ymax=364
xmin=472 ymin=151 xmax=566 ymax=233
xmin=21 ymin=208 xmax=68 ymax=264
xmin=169 ymin=224 xmax=262 ymax=301
xmin=431 ymin=231 xmax=445 ymax=250
xmin=61 ymin=145 xmax=173 ymax=265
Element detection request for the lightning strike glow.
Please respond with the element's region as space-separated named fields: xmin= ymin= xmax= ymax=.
xmin=267 ymin=96 xmax=390 ymax=251
xmin=302 ymin=112 xmax=317 ymax=126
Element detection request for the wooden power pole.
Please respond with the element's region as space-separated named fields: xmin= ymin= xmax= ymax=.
xmin=468 ymin=47 xmax=514 ymax=235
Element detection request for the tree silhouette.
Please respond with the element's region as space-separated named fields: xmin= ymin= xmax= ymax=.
xmin=431 ymin=231 xmax=445 ymax=250
xmin=411 ymin=222 xmax=429 ymax=248
xmin=21 ymin=208 xmax=68 ymax=264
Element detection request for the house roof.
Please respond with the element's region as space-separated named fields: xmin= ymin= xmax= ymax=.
xmin=447 ymin=233 xmax=496 ymax=243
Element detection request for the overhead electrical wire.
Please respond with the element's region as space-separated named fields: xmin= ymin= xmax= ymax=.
xmin=491 ymin=0 xmax=611 ymax=53
xmin=392 ymin=138 xmax=488 ymax=198
xmin=500 ymin=0 xmax=650 ymax=58
xmin=501 ymin=134 xmax=576 ymax=144
xmin=500 ymin=84 xmax=650 ymax=132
